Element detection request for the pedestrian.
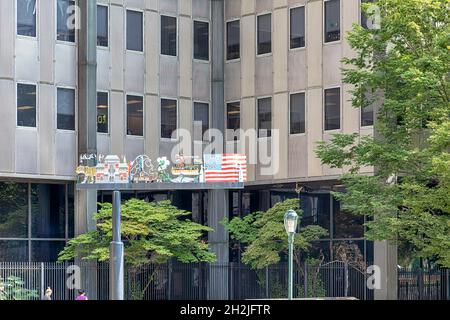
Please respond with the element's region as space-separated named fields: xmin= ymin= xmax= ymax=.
xmin=75 ymin=289 xmax=88 ymax=300
xmin=42 ymin=287 xmax=52 ymax=300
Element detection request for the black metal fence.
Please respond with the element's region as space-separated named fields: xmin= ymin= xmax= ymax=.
xmin=398 ymin=268 xmax=449 ymax=300
xmin=1 ymin=262 xmax=448 ymax=300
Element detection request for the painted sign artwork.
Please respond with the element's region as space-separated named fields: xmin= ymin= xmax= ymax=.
xmin=76 ymin=154 xmax=247 ymax=184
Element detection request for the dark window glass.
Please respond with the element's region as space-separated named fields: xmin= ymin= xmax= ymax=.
xmin=161 ymin=99 xmax=177 ymax=139
xmin=194 ymin=102 xmax=209 ymax=141
xmin=17 ymin=0 xmax=36 ymax=37
xmin=31 ymin=241 xmax=66 ymax=262
xmin=57 ymin=0 xmax=75 ymax=42
xmin=194 ymin=21 xmax=209 ymax=61
xmin=0 ymin=241 xmax=28 ymax=262
xmin=361 ymin=0 xmax=375 ymax=29
xmin=97 ymin=92 xmax=109 ymax=133
xmin=257 ymin=14 xmax=271 ymax=55
xmin=57 ymin=88 xmax=75 ymax=130
xmin=97 ymin=5 xmax=108 ymax=47
xmin=290 ymin=6 xmax=305 ymax=49
xmin=0 ymin=182 xmax=28 ymax=238
xmin=68 ymin=184 xmax=74 ymax=238
xmin=300 ymin=193 xmax=331 ymax=238
xmin=31 ymin=184 xmax=65 ymax=239
xmin=325 ymin=0 xmax=340 ymax=43
xmin=257 ymin=97 xmax=272 ymax=138
xmin=333 ymin=199 xmax=364 ymax=239
xmin=290 ymin=93 xmax=306 ymax=134
xmin=227 ymin=20 xmax=240 ymax=60
xmin=361 ymin=92 xmax=374 ymax=126
xmin=127 ymin=10 xmax=143 ymax=51
xmin=127 ymin=95 xmax=143 ymax=136
xmin=161 ymin=15 xmax=177 ymax=56
xmin=17 ymin=83 xmax=37 ymax=127
xmin=226 ymin=102 xmax=240 ymax=141
xmin=324 ymin=88 xmax=340 ymax=130
xmin=332 ymin=240 xmax=365 ymax=262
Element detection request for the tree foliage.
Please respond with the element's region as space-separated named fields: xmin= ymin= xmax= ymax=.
xmin=316 ymin=0 xmax=450 ymax=266
xmin=58 ymin=199 xmax=216 ymax=265
xmin=222 ymin=199 xmax=328 ymax=270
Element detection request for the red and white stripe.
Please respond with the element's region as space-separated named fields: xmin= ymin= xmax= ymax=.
xmin=205 ymin=154 xmax=247 ymax=183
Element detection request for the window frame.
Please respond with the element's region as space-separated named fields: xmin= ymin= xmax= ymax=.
xmin=256 ymin=12 xmax=273 ymax=57
xmin=125 ymin=93 xmax=145 ymax=138
xmin=323 ymin=86 xmax=342 ymax=132
xmin=56 ymin=86 xmax=77 ymax=132
xmin=289 ymin=91 xmax=307 ymax=136
xmin=160 ymin=97 xmax=179 ymax=141
xmin=97 ymin=3 xmax=109 ymax=49
xmin=225 ymin=100 xmax=241 ymax=142
xmin=126 ymin=8 xmax=144 ymax=53
xmin=193 ymin=101 xmax=211 ymax=142
xmin=160 ymin=13 xmax=178 ymax=57
xmin=256 ymin=96 xmax=273 ymax=139
xmin=225 ymin=18 xmax=241 ymax=62
xmin=289 ymin=5 xmax=306 ymax=51
xmin=96 ymin=90 xmax=110 ymax=135
xmin=16 ymin=0 xmax=38 ymax=39
xmin=193 ymin=19 xmax=210 ymax=62
xmin=16 ymin=81 xmax=38 ymax=129
xmin=55 ymin=0 xmax=77 ymax=44
xmin=323 ymin=0 xmax=341 ymax=45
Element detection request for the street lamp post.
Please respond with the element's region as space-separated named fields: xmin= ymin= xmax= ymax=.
xmin=284 ymin=210 xmax=298 ymax=301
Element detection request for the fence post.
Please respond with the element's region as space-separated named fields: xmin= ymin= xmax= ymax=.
xmin=265 ymin=266 xmax=269 ymax=299
xmin=418 ymin=268 xmax=424 ymax=300
xmin=167 ymin=261 xmax=172 ymax=300
xmin=304 ymin=263 xmax=308 ymax=298
xmin=344 ymin=263 xmax=349 ymax=297
xmin=40 ymin=262 xmax=45 ymax=300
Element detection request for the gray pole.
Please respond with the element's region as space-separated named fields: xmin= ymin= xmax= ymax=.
xmin=110 ymin=191 xmax=124 ymax=300
xmin=288 ymin=233 xmax=294 ymax=300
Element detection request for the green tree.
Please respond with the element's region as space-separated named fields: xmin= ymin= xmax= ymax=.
xmin=316 ymin=0 xmax=450 ymax=266
xmin=0 ymin=276 xmax=39 ymax=300
xmin=222 ymin=198 xmax=328 ymax=270
xmin=58 ymin=199 xmax=216 ymax=299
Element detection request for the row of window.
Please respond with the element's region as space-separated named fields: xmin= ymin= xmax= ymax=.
xmin=16 ymin=84 xmax=373 ymax=138
xmin=17 ymin=0 xmax=372 ymax=61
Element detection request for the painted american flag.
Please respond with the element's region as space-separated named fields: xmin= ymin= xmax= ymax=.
xmin=203 ymin=154 xmax=247 ymax=183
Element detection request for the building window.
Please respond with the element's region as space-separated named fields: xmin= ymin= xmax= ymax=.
xmin=161 ymin=15 xmax=177 ymax=56
xmin=194 ymin=102 xmax=209 ymax=141
xmin=17 ymin=83 xmax=37 ymax=128
xmin=226 ymin=102 xmax=240 ymax=141
xmin=97 ymin=5 xmax=108 ymax=47
xmin=161 ymin=99 xmax=177 ymax=139
xmin=56 ymin=0 xmax=75 ymax=42
xmin=17 ymin=0 xmax=37 ymax=37
xmin=324 ymin=88 xmax=341 ymax=131
xmin=57 ymin=88 xmax=75 ymax=131
xmin=290 ymin=6 xmax=305 ymax=49
xmin=127 ymin=95 xmax=143 ymax=136
xmin=257 ymin=13 xmax=271 ymax=55
xmin=0 ymin=182 xmax=74 ymax=262
xmin=257 ymin=97 xmax=272 ymax=138
xmin=226 ymin=20 xmax=240 ymax=60
xmin=97 ymin=92 xmax=109 ymax=133
xmin=127 ymin=10 xmax=143 ymax=52
xmin=194 ymin=21 xmax=209 ymax=61
xmin=361 ymin=0 xmax=375 ymax=29
xmin=324 ymin=0 xmax=340 ymax=43
xmin=361 ymin=101 xmax=374 ymax=127
xmin=290 ymin=93 xmax=306 ymax=134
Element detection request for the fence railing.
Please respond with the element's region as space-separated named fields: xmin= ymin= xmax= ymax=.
xmin=1 ymin=261 xmax=448 ymax=300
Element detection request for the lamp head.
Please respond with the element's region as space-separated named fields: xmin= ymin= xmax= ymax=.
xmin=284 ymin=210 xmax=298 ymax=234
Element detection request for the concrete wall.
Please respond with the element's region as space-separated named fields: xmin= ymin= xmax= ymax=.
xmin=224 ymin=0 xmax=374 ymax=182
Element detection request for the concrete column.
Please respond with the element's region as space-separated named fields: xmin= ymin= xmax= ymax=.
xmin=374 ymin=241 xmax=398 ymax=300
xmin=76 ymin=0 xmax=98 ymax=300
xmin=208 ymin=0 xmax=229 ymax=300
